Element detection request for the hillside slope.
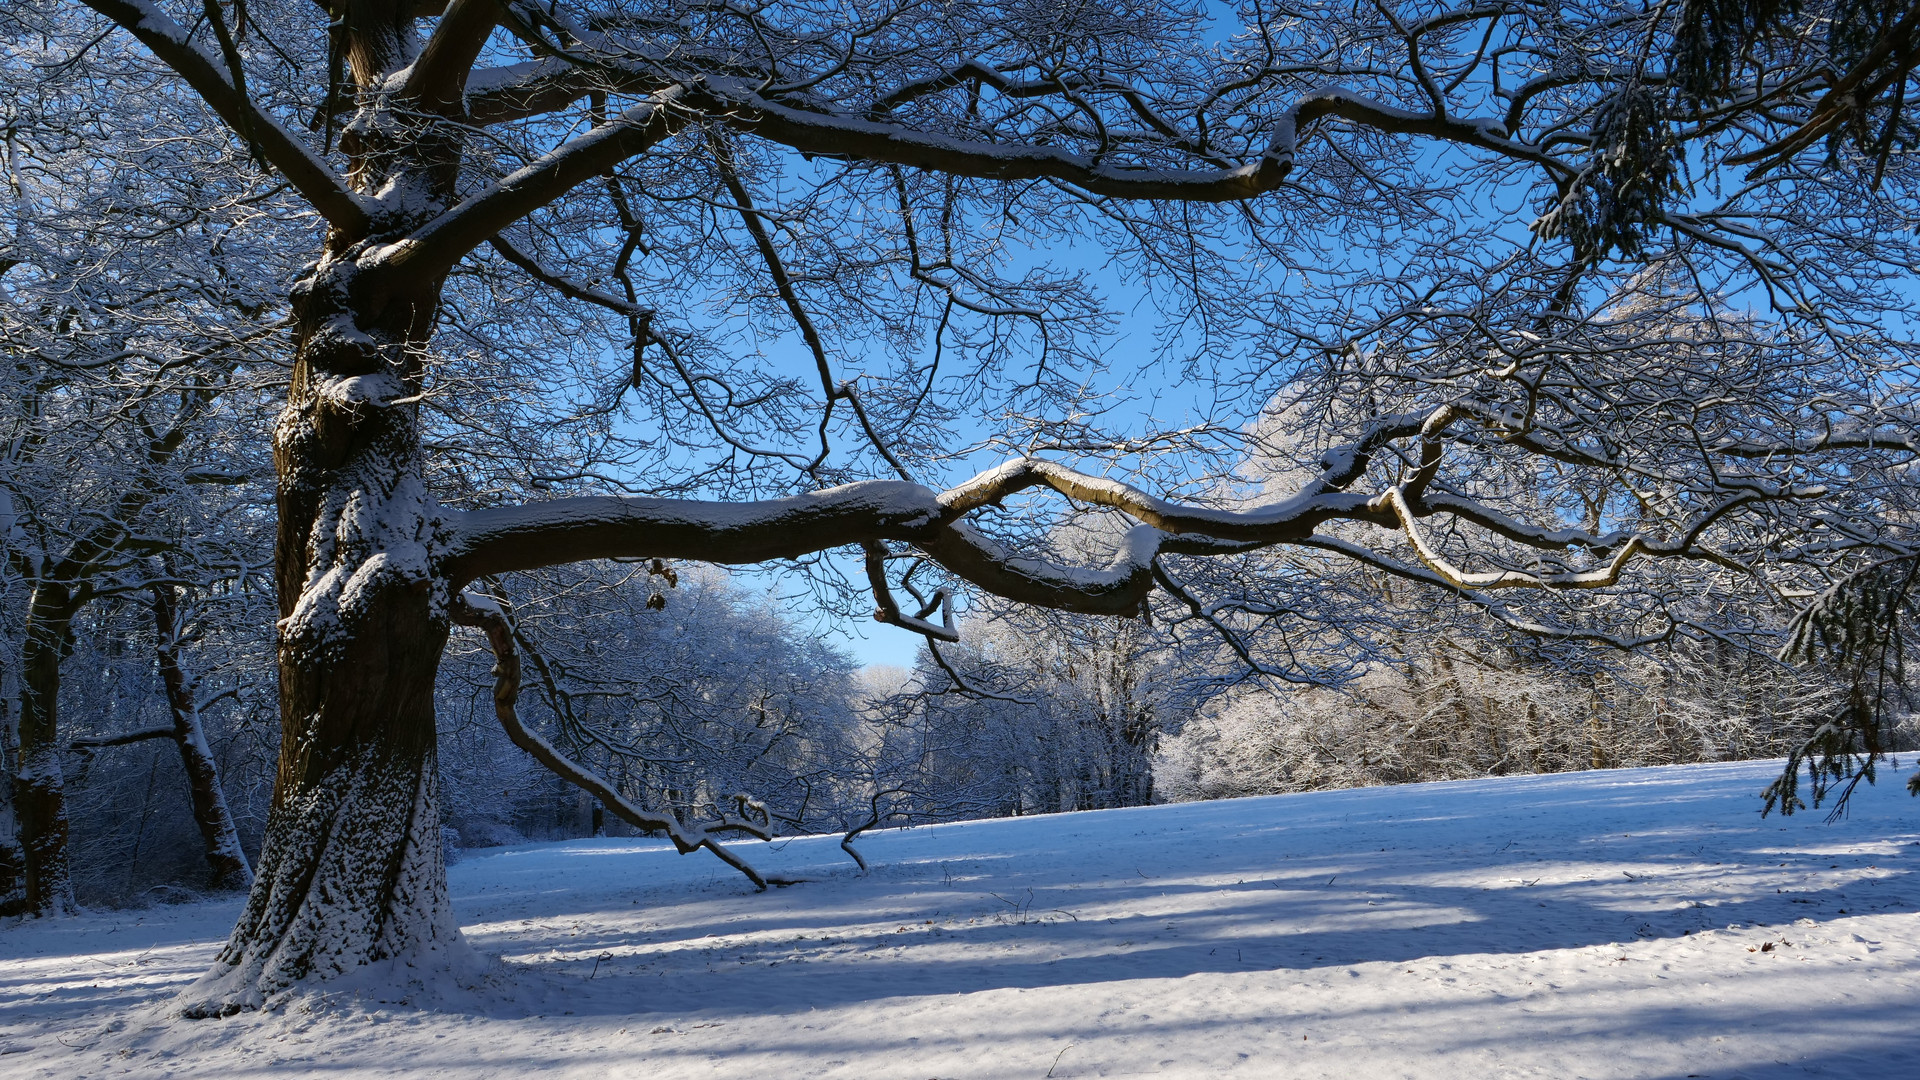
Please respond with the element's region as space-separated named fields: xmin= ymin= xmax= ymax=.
xmin=2 ymin=759 xmax=1916 ymax=1078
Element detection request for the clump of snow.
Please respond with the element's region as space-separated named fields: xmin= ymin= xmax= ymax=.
xmin=3 ymin=759 xmax=1917 ymax=1077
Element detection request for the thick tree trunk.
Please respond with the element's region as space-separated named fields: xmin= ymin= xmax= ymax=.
xmin=151 ymin=583 xmax=253 ymax=892
xmin=179 ymin=234 xmax=469 ymax=1014
xmin=166 ymin=0 xmax=485 ymax=1008
xmin=14 ymin=583 xmax=78 ymax=917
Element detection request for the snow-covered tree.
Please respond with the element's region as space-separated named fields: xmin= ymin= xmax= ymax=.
xmin=1156 ymin=632 xmax=1849 ymax=801
xmin=437 ymin=565 xmax=862 ymax=844
xmin=56 ymin=568 xmax=280 ymax=906
xmin=28 ymin=0 xmax=1920 ymax=1015
xmin=869 ymin=602 xmax=1193 ymax=817
xmin=0 ymin=6 xmax=300 ymax=914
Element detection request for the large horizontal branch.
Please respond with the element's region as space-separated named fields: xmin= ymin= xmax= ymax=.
xmin=439 ymin=63 xmax=1562 ymax=270
xmin=444 ymin=480 xmax=943 ymax=584
xmin=442 ymin=421 xmax=1734 ymax=617
xmin=936 ymin=458 xmax=1387 ymax=541
xmin=446 ymin=478 xmax=1192 ymax=615
xmin=365 ymin=49 xmax=1583 ymax=316
xmin=77 ymin=0 xmax=370 ymax=234
xmin=921 ymin=521 xmax=1252 ymax=615
xmin=443 ymin=474 xmax=1280 ymax=614
xmin=466 ymin=61 xmax=598 ymax=125
xmin=440 ymin=461 xmax=1364 ymax=603
xmin=692 ymin=80 xmax=1571 ymax=198
xmin=470 ymin=35 xmax=1564 ymax=188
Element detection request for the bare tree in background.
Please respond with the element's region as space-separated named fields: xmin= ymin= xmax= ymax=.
xmin=436 ymin=563 xmax=861 ymax=841
xmin=871 ymin=604 xmax=1186 ymax=815
xmin=1 ymin=16 xmax=297 ymax=915
xmin=20 ymin=0 xmax=1920 ymax=1014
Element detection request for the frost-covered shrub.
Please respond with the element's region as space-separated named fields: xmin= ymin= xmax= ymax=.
xmin=1156 ymin=636 xmax=1853 ymax=801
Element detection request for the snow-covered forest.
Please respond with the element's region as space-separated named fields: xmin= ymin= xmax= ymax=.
xmin=4 ymin=0 xmax=1920 ymax=1071
xmin=25 ymin=556 xmax=1879 ymax=909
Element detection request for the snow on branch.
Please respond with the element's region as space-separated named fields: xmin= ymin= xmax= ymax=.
xmin=1708 ymin=427 xmax=1920 ymax=458
xmin=1291 ymin=536 xmax=1682 ymax=651
xmin=399 ymin=0 xmax=501 ymax=117
xmin=444 ymin=399 xmax=1826 ymax=621
xmin=77 ymin=0 xmax=370 ymax=234
xmin=373 ymin=87 xmax=691 ymax=280
xmin=445 ymin=481 xmax=946 ymax=583
xmin=864 ymin=543 xmax=959 ymax=641
xmin=465 ymin=60 xmax=598 ymax=126
xmin=1382 ymin=486 xmax=1645 ymax=590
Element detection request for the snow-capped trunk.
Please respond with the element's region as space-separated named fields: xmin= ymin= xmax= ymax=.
xmin=14 ymin=582 xmax=78 ymax=917
xmin=168 ymin=0 xmax=489 ymax=1006
xmin=179 ymin=235 xmax=465 ymax=1015
xmin=151 ymin=583 xmax=252 ymax=892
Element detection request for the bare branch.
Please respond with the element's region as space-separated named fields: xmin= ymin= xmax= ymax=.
xmin=68 ymin=726 xmax=176 ymax=751
xmin=488 ymin=234 xmax=651 ymax=318
xmin=76 ymin=0 xmax=370 ymax=234
xmin=450 ymin=592 xmax=780 ymax=891
xmin=864 ymin=542 xmax=959 ymax=641
xmin=689 ymin=81 xmax=1570 ymax=199
xmin=401 ymin=0 xmax=502 ymax=116
xmin=1383 ymin=486 xmax=1646 ymax=590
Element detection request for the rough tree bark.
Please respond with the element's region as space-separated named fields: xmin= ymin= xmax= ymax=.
xmin=175 ymin=3 xmax=480 ymax=1014
xmin=181 ymin=304 xmax=461 ymax=1010
xmin=181 ymin=208 xmax=463 ymax=1016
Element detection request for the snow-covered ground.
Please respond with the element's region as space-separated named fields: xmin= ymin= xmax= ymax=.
xmin=2 ymin=759 xmax=1917 ymax=1079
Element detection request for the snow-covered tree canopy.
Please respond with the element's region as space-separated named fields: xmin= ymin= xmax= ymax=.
xmin=51 ymin=0 xmax=1918 ymax=623
xmin=11 ymin=0 xmax=1918 ymax=1011
xmin=0 ymin=13 xmax=302 ymax=916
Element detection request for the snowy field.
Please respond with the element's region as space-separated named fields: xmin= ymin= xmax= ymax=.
xmin=2 ymin=759 xmax=1917 ymax=1079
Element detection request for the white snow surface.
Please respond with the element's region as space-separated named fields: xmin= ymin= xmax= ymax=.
xmin=3 ymin=759 xmax=1917 ymax=1078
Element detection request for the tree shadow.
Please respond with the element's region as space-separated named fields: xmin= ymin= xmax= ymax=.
xmin=448 ymin=774 xmax=1920 ymax=1022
